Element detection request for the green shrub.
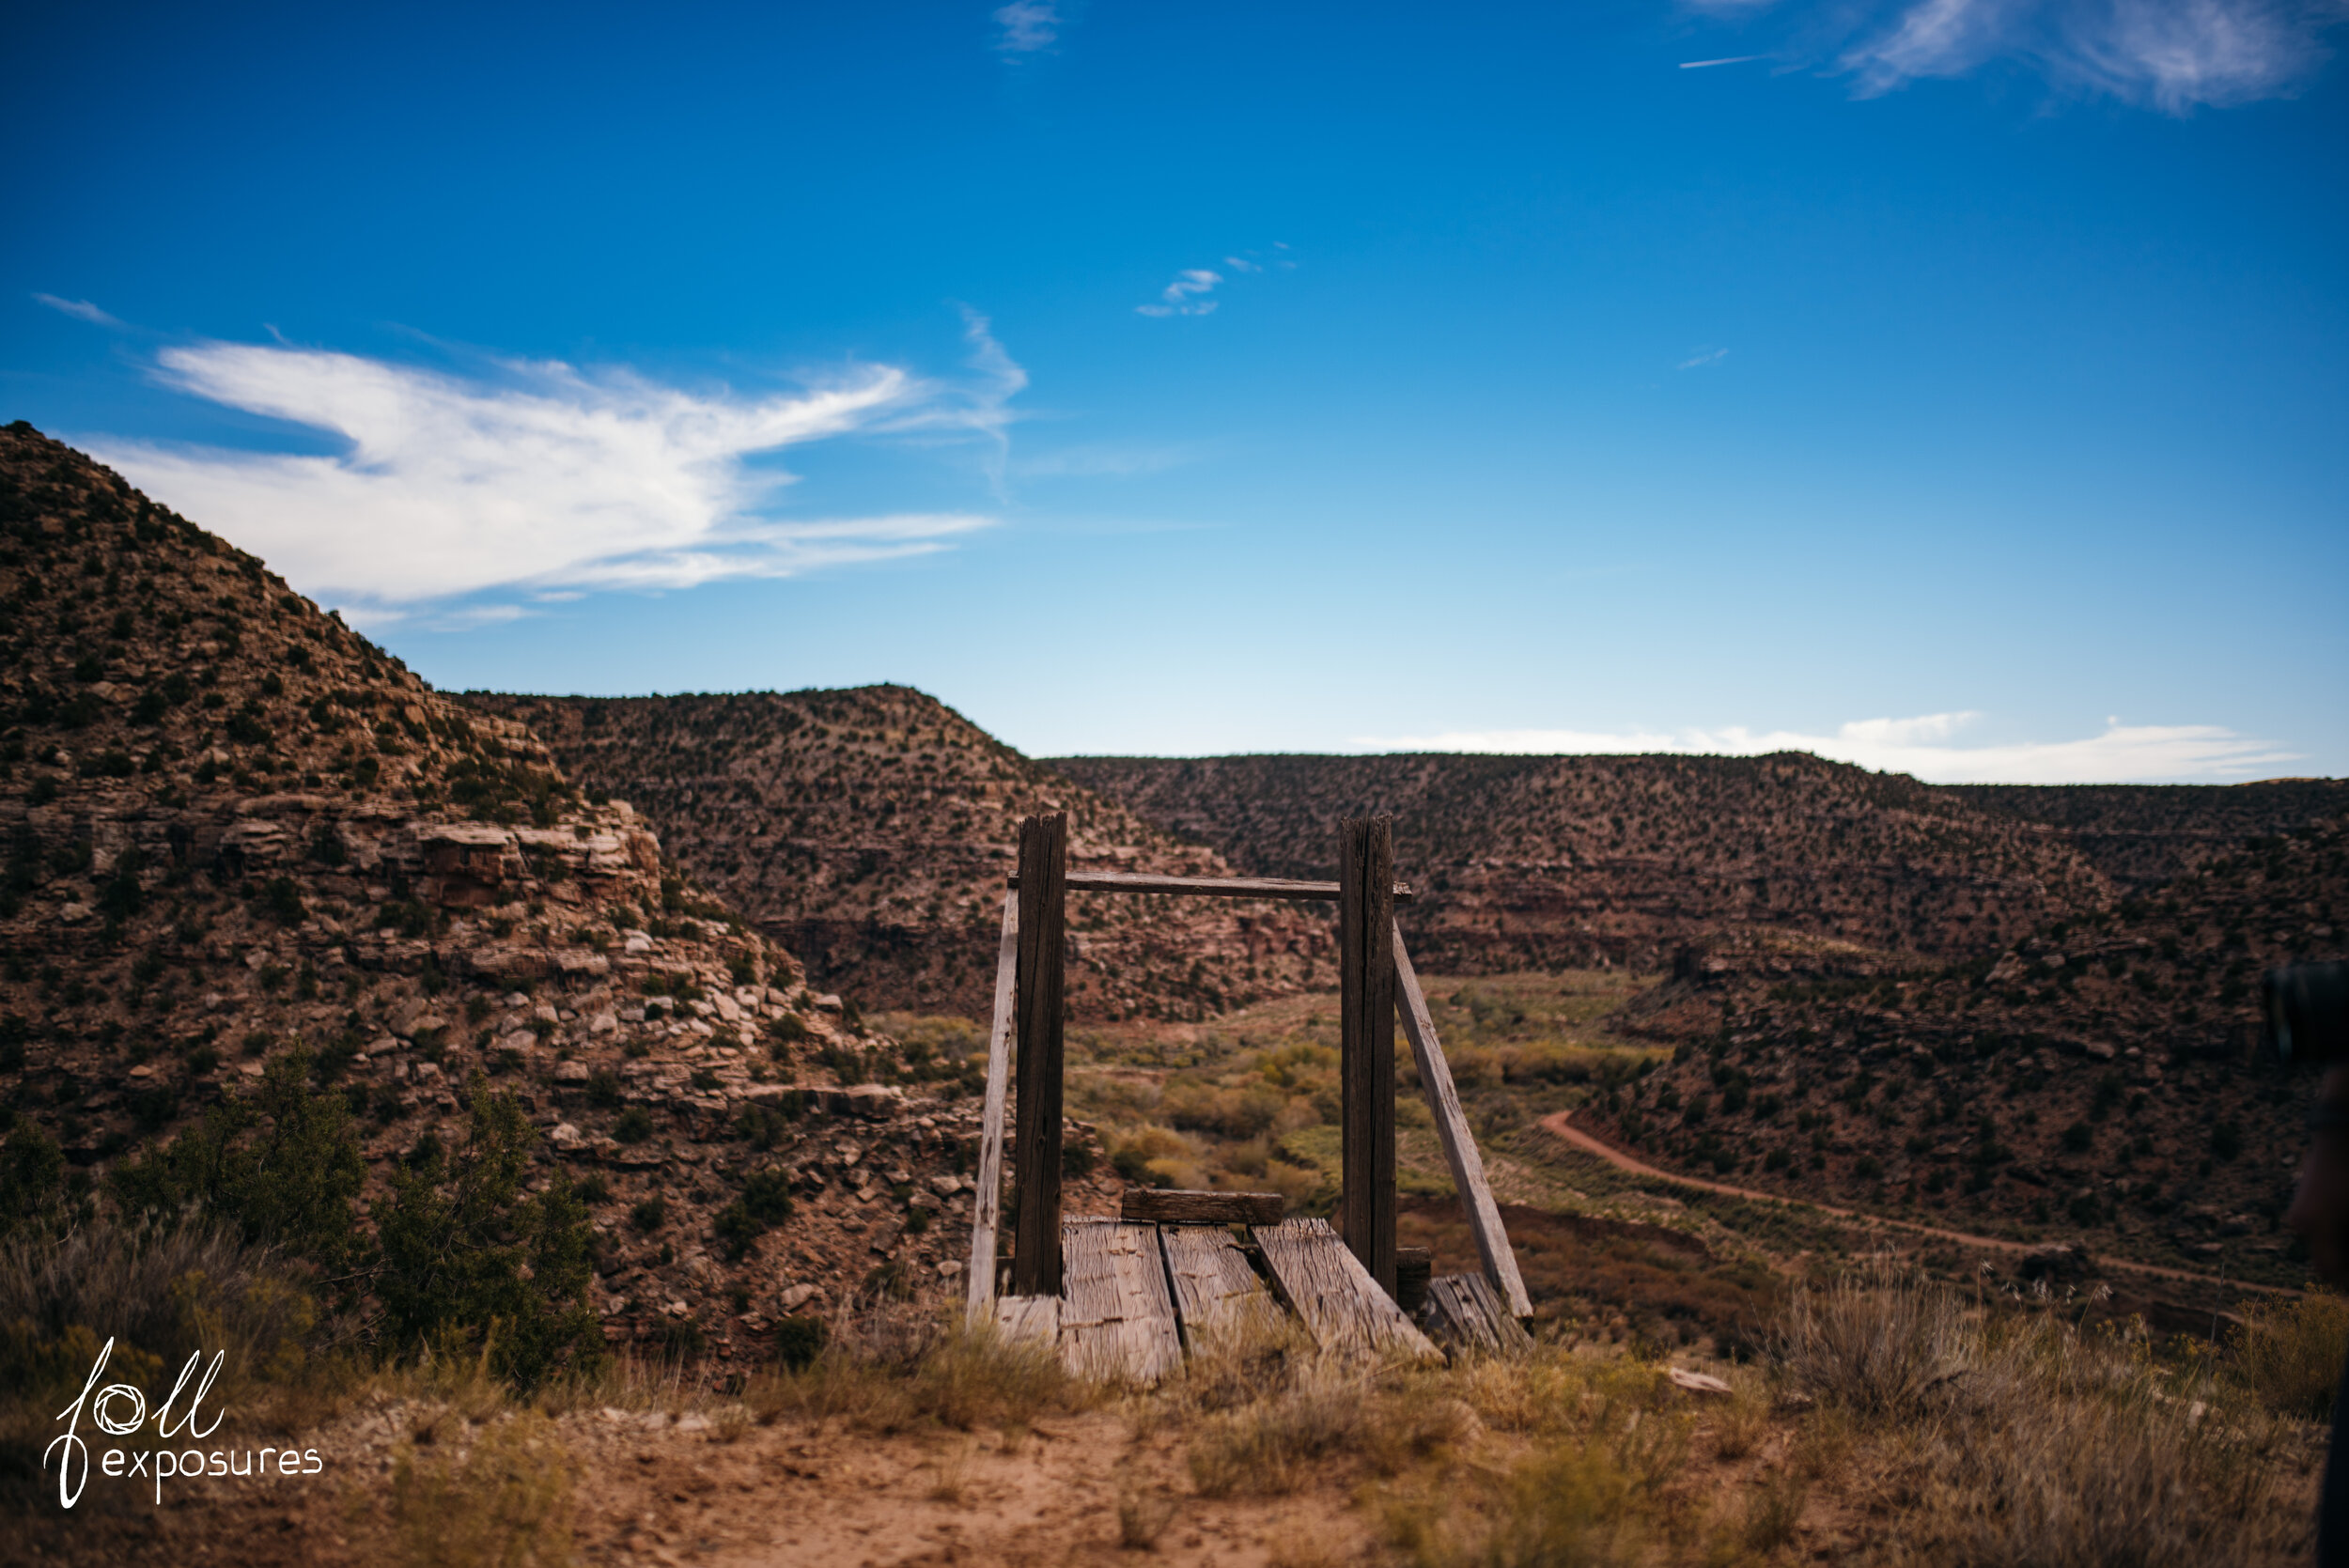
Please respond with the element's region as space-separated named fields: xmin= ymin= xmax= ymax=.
xmin=741 ymin=1167 xmax=794 ymax=1224
xmin=372 ymin=1086 xmax=599 ymax=1389
xmin=0 ymin=1123 xmax=66 ymax=1237
xmin=110 ymin=1048 xmax=366 ymax=1272
xmin=614 ymin=1106 xmax=653 ymax=1144
xmin=772 ymin=1314 xmax=826 ymax=1370
xmin=712 ymin=1203 xmax=762 ymax=1262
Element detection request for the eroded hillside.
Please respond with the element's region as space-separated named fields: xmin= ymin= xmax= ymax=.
xmin=1951 ymin=780 xmax=2349 ymax=892
xmin=467 ymin=689 xmax=1337 ymax=1022
xmin=1585 ymin=813 xmax=2348 ymax=1281
xmin=1053 ymin=752 xmax=2117 ymax=972
xmin=0 ymin=424 xmax=1085 ymax=1364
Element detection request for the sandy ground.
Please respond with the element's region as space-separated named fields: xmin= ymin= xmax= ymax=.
xmin=6 ymin=1400 xmax=1378 ymax=1568
xmin=556 ymin=1406 xmax=1369 ymax=1567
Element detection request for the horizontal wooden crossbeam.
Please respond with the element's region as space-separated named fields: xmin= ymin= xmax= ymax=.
xmin=1120 ymin=1188 xmax=1286 ymax=1225
xmin=1007 ymin=869 xmax=1415 ymax=903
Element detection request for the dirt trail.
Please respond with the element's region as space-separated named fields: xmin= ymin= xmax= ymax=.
xmin=1537 ymin=1110 xmax=2289 ymax=1296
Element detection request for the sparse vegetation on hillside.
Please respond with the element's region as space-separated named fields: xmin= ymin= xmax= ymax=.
xmin=1056 ymin=750 xmax=2123 ymax=973
xmin=1594 ymin=815 xmax=2348 ymax=1283
xmin=0 ymin=426 xmax=1084 ymax=1391
xmin=466 ymin=688 xmax=1341 ymax=1022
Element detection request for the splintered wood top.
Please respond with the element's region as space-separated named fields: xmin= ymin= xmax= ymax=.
xmin=1007 ymin=869 xmax=1415 ymax=904
xmin=992 ymin=1293 xmax=1062 ymax=1348
xmin=1057 ymin=1219 xmax=1185 ymax=1385
xmin=1251 ymin=1219 xmax=1439 ymax=1363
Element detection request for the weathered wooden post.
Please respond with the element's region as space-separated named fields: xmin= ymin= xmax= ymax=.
xmin=1011 ymin=812 xmax=1068 ymax=1296
xmin=1337 ymin=815 xmax=1397 ymax=1296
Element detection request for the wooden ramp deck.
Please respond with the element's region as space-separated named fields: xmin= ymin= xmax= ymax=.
xmin=992 ymin=1213 xmax=1522 ymax=1382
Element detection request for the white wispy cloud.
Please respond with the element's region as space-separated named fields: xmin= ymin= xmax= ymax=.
xmin=1136 ymin=268 xmax=1224 ymax=318
xmin=87 ymin=333 xmax=1016 ymax=622
xmin=992 ymin=0 xmax=1060 ymax=55
xmin=1683 ymin=0 xmax=2347 ymax=110
xmin=1678 ymin=347 xmax=1730 ymax=368
xmin=1347 ymin=710 xmax=2297 ymax=784
xmin=1132 ymin=246 xmax=1297 ymax=318
xmin=1679 ymin=54 xmax=1766 ymax=66
xmin=34 ymin=293 xmax=121 ymax=327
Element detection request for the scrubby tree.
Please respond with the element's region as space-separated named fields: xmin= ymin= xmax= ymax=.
xmin=372 ymin=1083 xmax=599 ymax=1388
xmin=110 ymin=1048 xmax=366 ymax=1272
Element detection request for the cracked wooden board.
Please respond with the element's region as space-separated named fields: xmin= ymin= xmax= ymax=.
xmin=1159 ymin=1225 xmax=1285 ymax=1350
xmin=1418 ymin=1272 xmax=1533 ymax=1359
xmin=1251 ymin=1218 xmax=1440 ymax=1362
xmin=1057 ymin=1219 xmax=1184 ymax=1383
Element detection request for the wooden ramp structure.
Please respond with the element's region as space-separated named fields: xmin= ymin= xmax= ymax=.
xmin=968 ymin=814 xmax=1532 ymax=1380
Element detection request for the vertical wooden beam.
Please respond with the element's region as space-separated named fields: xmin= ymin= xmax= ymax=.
xmin=1337 ymin=815 xmax=1397 ymax=1296
xmin=964 ymin=890 xmax=1020 ymax=1322
xmin=1011 ymin=812 xmax=1068 ymax=1296
xmin=1392 ymin=922 xmax=1533 ymax=1317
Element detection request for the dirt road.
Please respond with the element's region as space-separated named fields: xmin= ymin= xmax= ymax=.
xmin=1537 ymin=1110 xmax=2288 ymax=1295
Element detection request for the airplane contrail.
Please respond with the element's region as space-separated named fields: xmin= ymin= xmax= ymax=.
xmin=1679 ymin=54 xmax=1763 ymax=69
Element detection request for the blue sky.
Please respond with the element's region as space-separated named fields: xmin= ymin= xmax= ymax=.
xmin=6 ymin=0 xmax=2344 ymax=781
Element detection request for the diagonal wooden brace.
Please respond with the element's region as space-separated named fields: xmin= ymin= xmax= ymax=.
xmin=1392 ymin=921 xmax=1533 ymax=1318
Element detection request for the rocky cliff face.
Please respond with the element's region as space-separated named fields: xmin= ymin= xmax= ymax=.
xmin=1051 ymin=751 xmax=2119 ymax=972
xmin=0 ymin=424 xmax=1092 ymax=1358
xmin=468 ymin=689 xmax=1338 ymax=1023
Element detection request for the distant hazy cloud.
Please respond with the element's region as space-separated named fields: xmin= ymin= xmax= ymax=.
xmin=1349 ymin=710 xmax=2295 ymax=784
xmin=90 ymin=334 xmax=1014 ymax=623
xmin=1678 ymin=347 xmax=1730 ymax=369
xmin=1136 ymin=269 xmax=1223 ymax=318
xmin=1681 ymin=0 xmax=2347 ymax=110
xmin=1134 ymin=245 xmax=1294 ymax=319
xmin=992 ymin=1 xmax=1060 ymax=54
xmin=33 ymin=293 xmax=121 ymax=326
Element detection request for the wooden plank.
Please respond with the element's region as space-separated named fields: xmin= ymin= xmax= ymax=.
xmin=1418 ymin=1273 xmax=1535 ymax=1360
xmin=1009 ymin=869 xmax=1415 ymax=903
xmin=1119 ymin=1188 xmax=1286 ymax=1226
xmin=992 ymin=1294 xmax=1060 ymax=1348
xmin=1337 ymin=816 xmax=1397 ymax=1296
xmin=1392 ymin=923 xmax=1533 ymax=1317
xmin=1159 ymin=1225 xmax=1285 ymax=1350
xmin=1252 ymin=1219 xmax=1439 ymax=1362
xmin=963 ymin=891 xmax=1020 ymax=1322
xmin=1058 ymin=1219 xmax=1184 ymax=1383
xmin=1011 ymin=813 xmax=1067 ymax=1296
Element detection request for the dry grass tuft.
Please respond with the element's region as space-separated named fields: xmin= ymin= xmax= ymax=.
xmin=1174 ymin=1323 xmax=1478 ymax=1499
xmin=1116 ymin=1470 xmax=1177 ymax=1549
xmin=1391 ymin=1441 xmax=1649 ymax=1568
xmin=1776 ymin=1268 xmax=2314 ymax=1566
xmin=745 ymin=1305 xmax=1092 ymax=1435
xmin=1736 ymin=1467 xmax=1808 ymax=1556
xmin=1775 ymin=1263 xmax=1969 ymax=1416
xmin=2231 ymin=1291 xmax=2349 ymax=1421
xmin=383 ymin=1412 xmax=575 ymax=1568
